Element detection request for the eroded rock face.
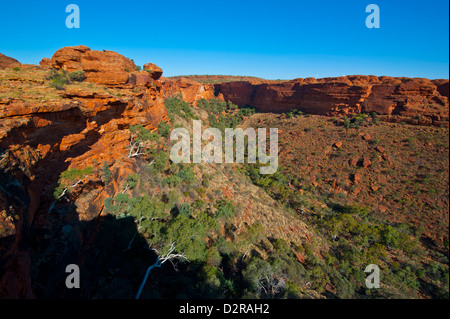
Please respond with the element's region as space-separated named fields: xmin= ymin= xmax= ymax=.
xmin=214 ymin=75 xmax=449 ymax=124
xmin=160 ymin=77 xmax=218 ymax=106
xmin=0 ymin=57 xmax=168 ymax=298
xmin=39 ymin=58 xmax=52 ymax=69
xmin=48 ymin=45 xmax=166 ymax=89
xmin=143 ymin=62 xmax=163 ymax=80
xmin=0 ymin=53 xmax=21 ymax=69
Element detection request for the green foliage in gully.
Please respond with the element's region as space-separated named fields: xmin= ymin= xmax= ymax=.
xmin=93 ymin=96 xmax=448 ymax=298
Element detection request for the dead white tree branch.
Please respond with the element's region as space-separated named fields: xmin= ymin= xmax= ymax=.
xmin=135 ymin=242 xmax=188 ymax=299
xmin=47 ymin=179 xmax=83 ymax=215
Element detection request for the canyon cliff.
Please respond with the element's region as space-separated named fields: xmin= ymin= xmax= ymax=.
xmin=212 ymin=76 xmax=449 ymax=126
xmin=0 ymin=46 xmax=167 ymax=297
xmin=0 ymin=46 xmax=448 ymax=298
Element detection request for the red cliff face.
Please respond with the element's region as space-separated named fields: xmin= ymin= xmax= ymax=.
xmin=0 ymin=47 xmax=168 ymax=298
xmin=214 ymin=75 xmax=449 ymax=125
xmin=160 ymin=77 xmax=218 ymax=106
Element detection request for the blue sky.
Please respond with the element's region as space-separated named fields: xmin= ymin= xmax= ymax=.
xmin=0 ymin=0 xmax=448 ymax=79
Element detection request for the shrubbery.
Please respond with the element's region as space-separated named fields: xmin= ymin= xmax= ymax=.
xmin=47 ymin=69 xmax=86 ymax=90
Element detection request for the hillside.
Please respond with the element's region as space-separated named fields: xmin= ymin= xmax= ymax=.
xmin=0 ymin=47 xmax=448 ymax=299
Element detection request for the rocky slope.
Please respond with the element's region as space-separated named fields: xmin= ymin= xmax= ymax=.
xmin=0 ymin=53 xmax=21 ymax=69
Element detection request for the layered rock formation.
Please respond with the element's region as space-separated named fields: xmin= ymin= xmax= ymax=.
xmin=0 ymin=47 xmax=167 ymax=298
xmin=160 ymin=77 xmax=218 ymax=106
xmin=40 ymin=45 xmax=165 ymax=88
xmin=214 ymin=75 xmax=449 ymax=125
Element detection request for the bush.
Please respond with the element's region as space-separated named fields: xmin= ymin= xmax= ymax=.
xmin=164 ymin=96 xmax=197 ymax=122
xmin=68 ymin=70 xmax=86 ymax=82
xmin=153 ymin=151 xmax=169 ymax=173
xmin=177 ymin=166 xmax=196 ymax=185
xmin=47 ymin=69 xmax=70 ymax=90
xmin=178 ymin=203 xmax=193 ymax=217
xmin=215 ymin=199 xmax=236 ymax=221
xmin=162 ymin=175 xmax=182 ymax=188
xmin=54 ymin=166 xmax=93 ymax=199
xmin=125 ymin=174 xmax=140 ymax=190
xmin=158 ymin=121 xmax=171 ymax=138
xmin=102 ymin=162 xmax=111 ymax=184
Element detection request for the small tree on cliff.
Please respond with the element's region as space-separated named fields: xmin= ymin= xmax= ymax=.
xmin=49 ymin=166 xmax=93 ymax=215
xmin=53 ymin=166 xmax=94 ymax=199
xmin=128 ymin=125 xmax=160 ymax=158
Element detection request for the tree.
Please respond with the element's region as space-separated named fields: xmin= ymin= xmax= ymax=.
xmin=128 ymin=125 xmax=159 ymax=158
xmin=102 ymin=162 xmax=111 ymax=184
xmin=135 ymin=242 xmax=188 ymax=299
xmin=53 ymin=166 xmax=93 ymax=200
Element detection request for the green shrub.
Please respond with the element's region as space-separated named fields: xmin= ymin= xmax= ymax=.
xmin=54 ymin=166 xmax=93 ymax=199
xmin=153 ymin=151 xmax=169 ymax=173
xmin=164 ymin=96 xmax=197 ymax=122
xmin=178 ymin=203 xmax=193 ymax=217
xmin=177 ymin=166 xmax=196 ymax=185
xmin=158 ymin=120 xmax=171 ymax=138
xmin=68 ymin=70 xmax=86 ymax=82
xmin=125 ymin=173 xmax=140 ymax=190
xmin=102 ymin=162 xmax=111 ymax=184
xmin=162 ymin=175 xmax=182 ymax=188
xmin=47 ymin=69 xmax=70 ymax=90
xmin=215 ymin=199 xmax=236 ymax=221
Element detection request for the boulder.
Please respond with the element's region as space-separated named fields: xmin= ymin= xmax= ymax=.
xmin=143 ymin=63 xmax=163 ymax=80
xmin=50 ymin=45 xmax=138 ymax=87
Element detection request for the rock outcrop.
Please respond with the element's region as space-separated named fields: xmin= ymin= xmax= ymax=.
xmin=48 ymin=45 xmax=164 ymax=88
xmin=160 ymin=77 xmax=218 ymax=106
xmin=0 ymin=48 xmax=168 ymax=297
xmin=0 ymin=53 xmax=21 ymax=69
xmin=213 ymin=75 xmax=449 ymax=125
xmin=143 ymin=63 xmax=163 ymax=80
xmin=39 ymin=58 xmax=52 ymax=69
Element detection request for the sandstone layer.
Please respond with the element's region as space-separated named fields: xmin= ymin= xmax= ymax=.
xmin=213 ymin=75 xmax=449 ymax=125
xmin=0 ymin=48 xmax=167 ymax=297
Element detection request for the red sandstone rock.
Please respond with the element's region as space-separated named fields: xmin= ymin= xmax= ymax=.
xmin=333 ymin=141 xmax=343 ymax=148
xmin=143 ymin=63 xmax=163 ymax=80
xmin=160 ymin=77 xmax=218 ymax=106
xmin=39 ymin=58 xmax=52 ymax=69
xmin=0 ymin=55 xmax=168 ymax=297
xmin=50 ymin=45 xmax=137 ymax=87
xmin=375 ymin=146 xmax=385 ymax=153
xmin=362 ymin=157 xmax=372 ymax=168
xmin=0 ymin=53 xmax=21 ymax=69
xmin=213 ymin=76 xmax=449 ymax=123
xmin=349 ymin=158 xmax=358 ymax=166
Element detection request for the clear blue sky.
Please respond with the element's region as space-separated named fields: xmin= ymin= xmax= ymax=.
xmin=0 ymin=0 xmax=448 ymax=79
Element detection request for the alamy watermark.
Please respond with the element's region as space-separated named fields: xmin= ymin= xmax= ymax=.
xmin=170 ymin=120 xmax=278 ymax=175
xmin=364 ymin=264 xmax=380 ymax=288
xmin=65 ymin=264 xmax=80 ymax=289
xmin=365 ymin=4 xmax=380 ymax=29
xmin=66 ymin=4 xmax=80 ymax=29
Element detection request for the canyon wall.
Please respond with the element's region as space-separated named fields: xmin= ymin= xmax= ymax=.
xmin=213 ymin=75 xmax=449 ymax=125
xmin=0 ymin=46 xmax=167 ymax=297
